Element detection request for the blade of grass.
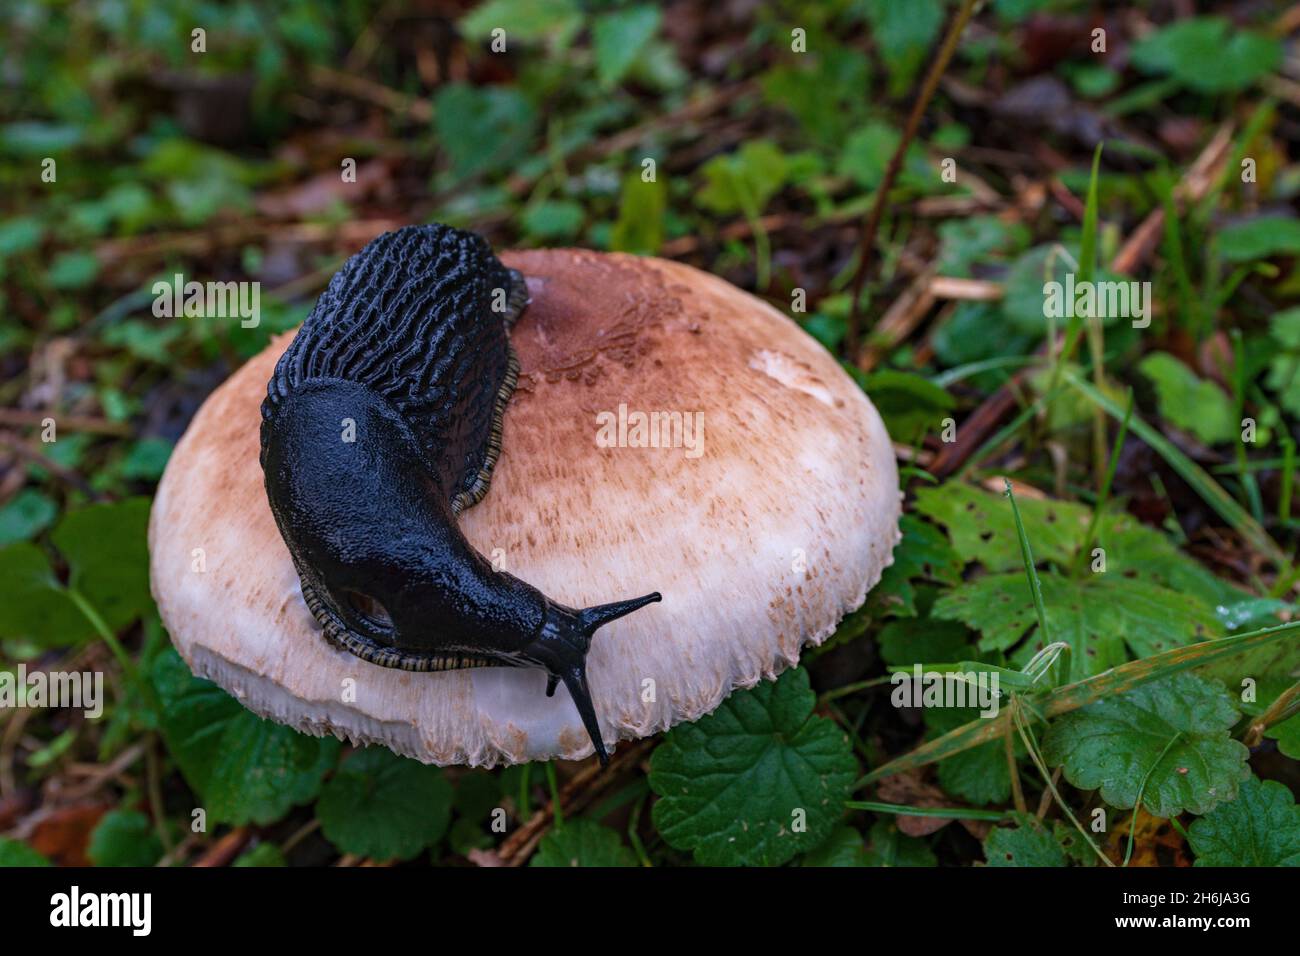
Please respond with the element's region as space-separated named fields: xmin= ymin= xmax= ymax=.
xmin=856 ymin=619 xmax=1300 ymax=787
xmin=1071 ymin=388 xmax=1134 ymax=577
xmin=1005 ymin=480 xmax=1051 ymax=641
xmin=845 ymin=801 xmax=1008 ymax=821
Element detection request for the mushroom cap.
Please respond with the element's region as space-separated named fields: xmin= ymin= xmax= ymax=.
xmin=149 ymin=249 xmax=900 ymax=767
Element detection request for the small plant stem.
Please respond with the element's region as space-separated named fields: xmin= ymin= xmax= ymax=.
xmin=1005 ymin=721 xmax=1027 ymax=815
xmin=146 ymin=737 xmax=174 ymax=856
xmin=846 ymin=0 xmax=982 ymax=356
xmin=1124 ymin=732 xmax=1181 ymax=867
xmin=1005 ymin=480 xmax=1051 ymax=643
xmin=819 ymin=674 xmax=895 ymax=704
xmin=628 ymin=793 xmax=653 ymax=867
xmin=857 ymin=619 xmax=1300 ymax=788
xmin=1013 ymin=704 xmax=1112 ymax=866
xmin=67 ymin=587 xmax=140 ymax=692
xmin=1071 ymin=389 xmax=1134 ymax=578
xmin=1244 ymin=679 xmax=1300 ymax=747
xmin=544 ymin=761 xmax=564 ymax=829
xmin=1280 ymin=435 xmax=1295 ymax=527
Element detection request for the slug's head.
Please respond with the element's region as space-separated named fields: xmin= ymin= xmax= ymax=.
xmin=525 ymin=593 xmax=662 ymax=766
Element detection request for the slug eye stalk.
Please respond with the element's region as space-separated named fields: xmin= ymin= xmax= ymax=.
xmin=532 ymin=592 xmax=663 ymax=766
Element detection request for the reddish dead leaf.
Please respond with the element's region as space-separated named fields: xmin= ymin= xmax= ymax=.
xmin=29 ymin=804 xmax=110 ymax=867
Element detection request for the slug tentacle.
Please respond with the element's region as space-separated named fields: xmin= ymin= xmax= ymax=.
xmin=259 ymin=224 xmax=660 ymax=765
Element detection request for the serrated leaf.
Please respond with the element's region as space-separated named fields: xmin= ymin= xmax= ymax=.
xmin=52 ymin=497 xmax=152 ymax=632
xmin=530 ymin=819 xmax=637 ymax=867
xmin=1094 ymin=513 xmax=1245 ymax=610
xmin=983 ymin=818 xmax=1067 ymax=867
xmin=1187 ymin=776 xmax=1300 ymax=867
xmin=649 ymin=668 xmax=857 ymax=866
xmin=87 ymin=810 xmax=162 ymax=867
xmin=934 ymin=572 xmax=1221 ymax=679
xmin=151 ymin=649 xmax=339 ymax=826
xmin=915 ymin=484 xmax=1090 ymax=572
xmin=0 ymin=837 xmax=51 ymax=867
xmin=316 ymin=748 xmax=452 ymax=861
xmin=1042 ymin=674 xmax=1249 ymax=818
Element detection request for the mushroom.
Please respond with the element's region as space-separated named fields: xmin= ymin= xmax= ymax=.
xmin=149 ymin=245 xmax=901 ymax=767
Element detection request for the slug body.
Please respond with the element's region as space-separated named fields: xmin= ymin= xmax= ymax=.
xmin=259 ymin=225 xmax=659 ymax=764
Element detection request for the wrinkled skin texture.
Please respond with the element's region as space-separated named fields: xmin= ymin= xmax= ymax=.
xmin=259 ymin=225 xmax=659 ymax=763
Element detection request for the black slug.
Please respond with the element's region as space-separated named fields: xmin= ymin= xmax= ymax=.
xmin=258 ymin=224 xmax=661 ymax=765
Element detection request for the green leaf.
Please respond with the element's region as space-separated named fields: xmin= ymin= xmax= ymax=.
xmin=862 ymin=819 xmax=937 ymax=867
xmin=459 ymin=0 xmax=582 ymax=48
xmin=1187 ymin=776 xmax=1300 ymax=867
xmin=151 ymin=649 xmax=339 ymax=826
xmin=316 ymin=748 xmax=453 ymax=861
xmin=649 ymin=668 xmax=858 ymax=866
xmin=837 ymin=120 xmax=930 ymax=192
xmin=936 ymin=572 xmax=1221 ymax=679
xmin=233 ymin=843 xmax=287 ymax=867
xmin=868 ymin=515 xmax=965 ymax=619
xmin=0 ymin=542 xmax=88 ymax=645
xmin=1131 ymin=18 xmax=1281 ymax=94
xmin=861 ymin=0 xmax=945 ymax=94
xmin=520 ymin=200 xmax=584 ymax=241
xmin=433 ymin=84 xmax=539 ymax=182
xmin=926 ymin=707 xmax=1015 ymax=806
xmin=1266 ymin=306 xmax=1300 ymax=417
xmin=592 ymin=6 xmax=661 ymax=88
xmin=1217 ymin=216 xmax=1300 ymax=263
xmin=0 ymin=837 xmax=51 ymax=867
xmin=800 ymin=824 xmax=867 ymax=867
xmin=52 ymin=497 xmax=152 ymax=632
xmin=759 ymin=47 xmax=870 ymax=148
xmin=530 ymin=819 xmax=637 ymax=867
xmin=858 ymin=369 xmax=956 ymax=445
xmin=1138 ymin=353 xmax=1237 ymax=445
xmin=47 ymin=251 xmax=100 ymax=290
xmin=878 ymin=616 xmax=972 ymax=668
xmin=1042 ymin=673 xmax=1249 ymax=817
xmin=610 ymin=172 xmax=665 ymax=255
xmin=983 ymin=818 xmax=1067 ymax=867
xmin=87 ymin=810 xmax=162 ymax=867
xmin=0 ymin=217 xmax=45 ymax=255
xmin=696 ymin=140 xmax=788 ymax=217
xmin=915 ymin=484 xmax=1090 ymax=572
xmin=0 ymin=489 xmax=57 ymax=545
